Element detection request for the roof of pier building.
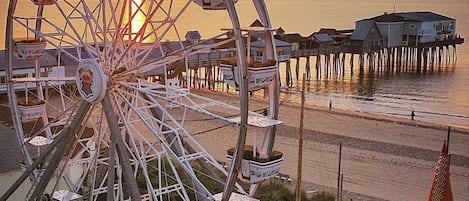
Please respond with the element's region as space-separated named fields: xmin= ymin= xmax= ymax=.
xmin=0 ymin=50 xmax=58 ymax=71
xmin=396 ymin=12 xmax=454 ymax=22
xmin=351 ymin=19 xmax=382 ymax=41
xmin=367 ymin=11 xmax=454 ymax=23
xmin=250 ymin=38 xmax=291 ymax=48
xmin=274 ymin=33 xmax=308 ymax=43
xmin=318 ymin=28 xmax=354 ymax=42
xmin=310 ymin=33 xmax=334 ymax=43
xmin=276 ymin=27 xmax=286 ymax=35
xmin=250 ymin=19 xmax=265 ymax=27
xmin=185 ymin=31 xmax=202 ymax=41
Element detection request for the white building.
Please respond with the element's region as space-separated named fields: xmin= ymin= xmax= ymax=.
xmin=365 ymin=11 xmax=457 ymax=48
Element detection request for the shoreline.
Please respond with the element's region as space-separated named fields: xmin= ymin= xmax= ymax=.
xmin=200 ymin=89 xmax=469 ymax=135
xmin=190 ymin=89 xmax=469 ymax=200
xmin=1 ymin=89 xmax=468 ymax=200
xmin=287 ymin=99 xmax=469 ymax=135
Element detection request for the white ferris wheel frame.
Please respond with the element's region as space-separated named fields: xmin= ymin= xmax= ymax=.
xmin=3 ymin=0 xmax=281 ymax=200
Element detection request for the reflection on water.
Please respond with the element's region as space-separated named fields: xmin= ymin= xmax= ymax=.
xmin=275 ymin=58 xmax=469 ymax=129
xmin=0 ymin=0 xmax=468 ymax=128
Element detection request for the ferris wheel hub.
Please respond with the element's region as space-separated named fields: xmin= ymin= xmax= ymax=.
xmin=76 ymin=59 xmax=108 ymax=104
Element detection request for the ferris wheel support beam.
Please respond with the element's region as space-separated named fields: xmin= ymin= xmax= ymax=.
xmin=102 ymin=93 xmax=142 ymax=200
xmin=221 ymin=0 xmax=250 ymax=200
xmin=144 ymin=94 xmax=212 ymax=200
xmin=0 ymin=101 xmax=87 ymax=200
xmin=28 ymin=101 xmax=91 ymax=200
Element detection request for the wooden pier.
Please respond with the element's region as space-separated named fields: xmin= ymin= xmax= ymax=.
xmin=1 ymin=12 xmax=464 ymax=92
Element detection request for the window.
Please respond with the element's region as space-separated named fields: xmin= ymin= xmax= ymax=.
xmin=12 ymin=73 xmax=28 ymax=79
xmin=409 ymin=24 xmax=416 ymax=30
xmin=277 ymin=49 xmax=290 ymax=56
xmin=436 ymin=23 xmax=442 ymax=31
xmin=402 ymin=35 xmax=408 ymax=41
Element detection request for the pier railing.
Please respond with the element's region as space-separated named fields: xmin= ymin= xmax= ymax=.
xmin=417 ymin=37 xmax=464 ymax=48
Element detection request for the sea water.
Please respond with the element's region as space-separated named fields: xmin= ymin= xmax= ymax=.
xmin=257 ymin=0 xmax=469 ymax=129
xmin=263 ymin=0 xmax=469 ymax=129
xmin=0 ymin=0 xmax=468 ymax=128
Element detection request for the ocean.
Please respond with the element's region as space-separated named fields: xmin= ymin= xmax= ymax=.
xmin=253 ymin=0 xmax=469 ymax=129
xmin=0 ymin=0 xmax=468 ymax=128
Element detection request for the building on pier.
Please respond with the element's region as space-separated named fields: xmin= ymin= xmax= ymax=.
xmin=185 ymin=30 xmax=203 ymax=44
xmin=349 ymin=20 xmax=383 ymax=54
xmin=250 ymin=38 xmax=291 ymax=62
xmin=275 ymin=30 xmax=315 ymax=58
xmin=272 ymin=11 xmax=464 ymax=84
xmin=1 ymin=13 xmax=465 ymax=92
xmin=367 ymin=11 xmax=458 ymax=48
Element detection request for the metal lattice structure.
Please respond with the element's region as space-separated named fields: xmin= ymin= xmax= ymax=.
xmin=3 ymin=0 xmax=282 ymax=200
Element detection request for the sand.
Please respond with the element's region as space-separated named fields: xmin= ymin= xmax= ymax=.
xmin=1 ymin=90 xmax=468 ymax=201
xmin=187 ymin=89 xmax=469 ymax=201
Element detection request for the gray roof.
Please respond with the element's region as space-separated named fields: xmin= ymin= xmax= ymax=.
xmin=0 ymin=49 xmax=58 ymax=71
xmin=351 ymin=19 xmax=375 ymax=40
xmin=160 ymin=40 xmax=192 ymax=53
xmin=275 ymin=33 xmax=308 ymax=43
xmin=396 ymin=12 xmax=454 ymax=22
xmin=250 ymin=39 xmax=291 ymax=48
xmin=185 ymin=31 xmax=202 ymax=40
xmin=250 ymin=19 xmax=264 ymax=27
xmin=368 ymin=11 xmax=454 ymax=23
xmin=311 ymin=34 xmax=334 ymax=43
xmin=0 ymin=41 xmax=191 ymax=75
xmin=368 ymin=13 xmax=408 ymax=22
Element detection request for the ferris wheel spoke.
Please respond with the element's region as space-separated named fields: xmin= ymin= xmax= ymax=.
xmin=113 ymin=87 xmax=209 ymax=177
xmin=12 ymin=17 xmax=83 ymax=61
xmin=53 ymin=2 xmax=103 ymax=60
xmin=113 ymin=88 xmax=178 ymax=142
xmin=102 ymin=93 xmax=142 ymax=200
xmin=6 ymin=0 xmax=281 ymax=199
xmin=26 ymin=101 xmax=91 ymax=200
xmin=110 ymin=93 xmax=167 ymax=200
xmin=121 ymin=33 xmax=232 ymax=76
xmin=108 ymin=1 xmax=192 ymax=73
xmin=47 ymin=104 xmax=97 ymax=195
xmin=115 ymin=84 xmax=220 ymax=164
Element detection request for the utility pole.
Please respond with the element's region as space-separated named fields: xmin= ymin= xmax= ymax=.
xmin=340 ymin=173 xmax=344 ymax=201
xmin=446 ymin=126 xmax=451 ymax=154
xmin=295 ymin=73 xmax=306 ymax=201
xmin=337 ymin=143 xmax=342 ymax=201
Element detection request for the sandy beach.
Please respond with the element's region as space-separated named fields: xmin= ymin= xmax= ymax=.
xmin=187 ymin=89 xmax=469 ymax=201
xmin=1 ymin=90 xmax=468 ymax=201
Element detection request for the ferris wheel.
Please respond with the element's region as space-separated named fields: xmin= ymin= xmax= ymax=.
xmin=2 ymin=0 xmax=283 ymax=200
